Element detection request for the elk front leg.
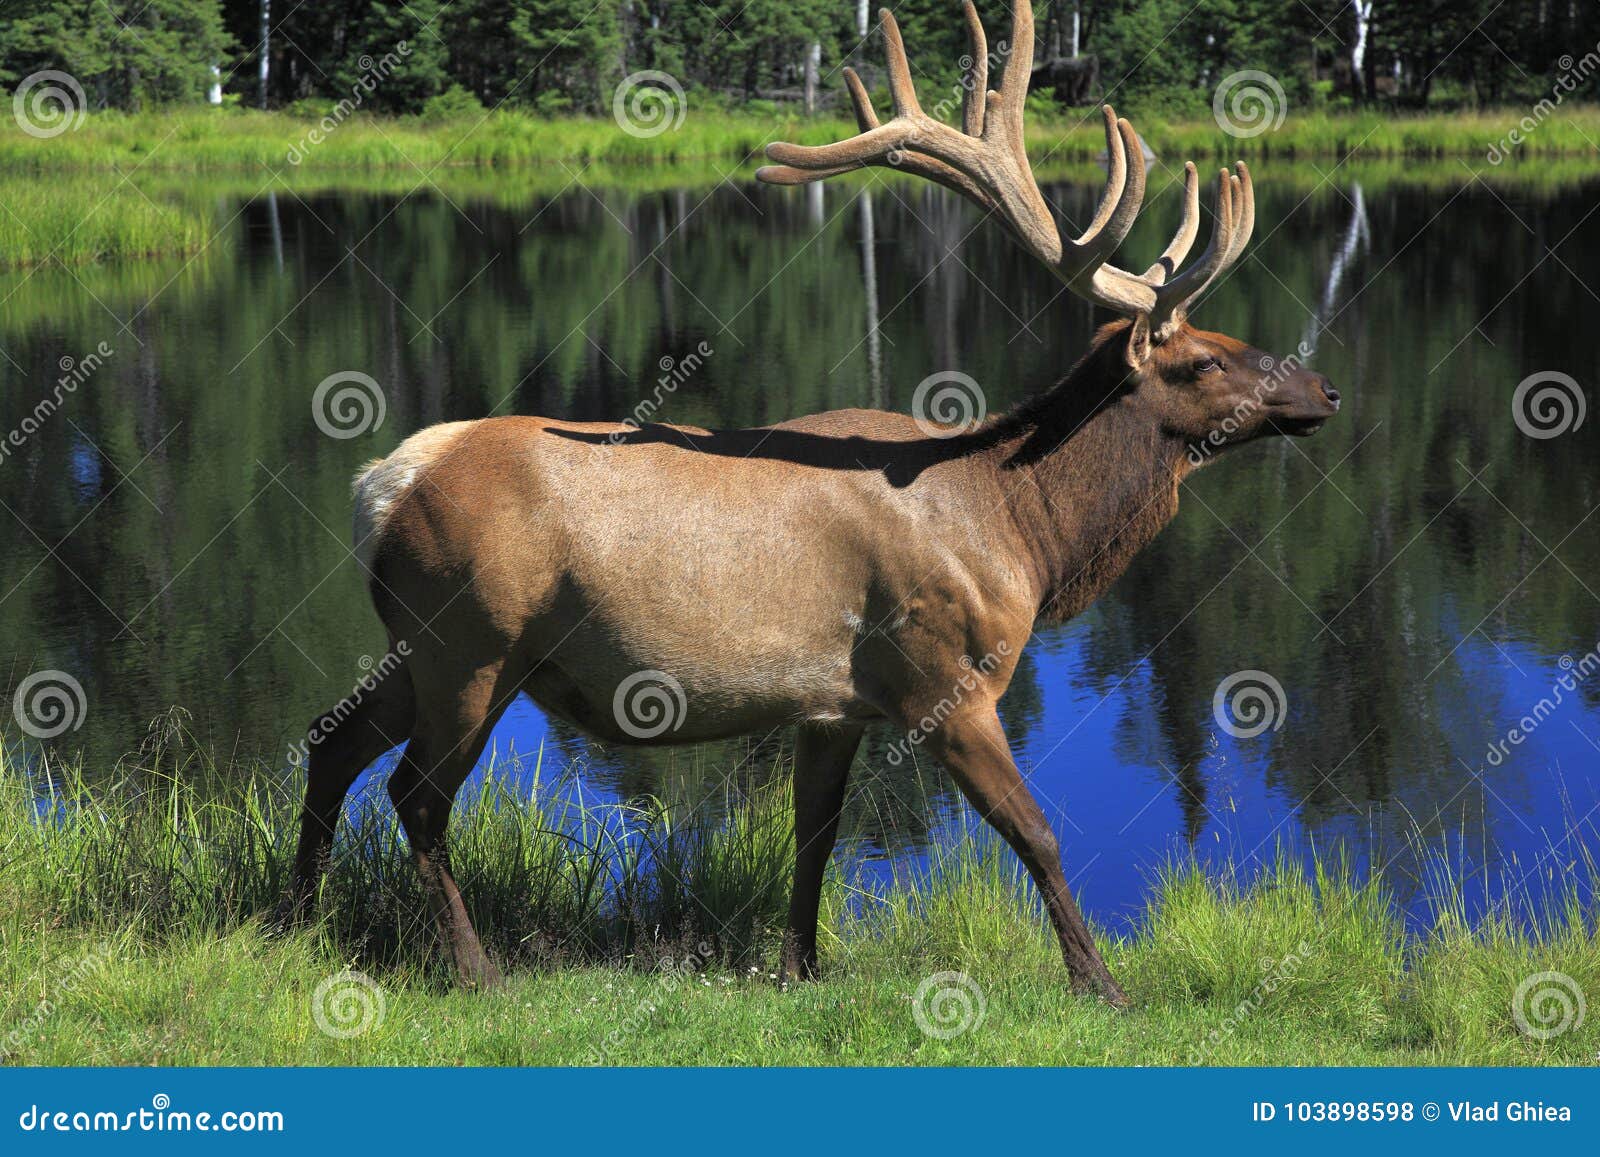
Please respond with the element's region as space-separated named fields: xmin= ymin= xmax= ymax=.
xmin=919 ymin=707 xmax=1127 ymax=1006
xmin=781 ymin=722 xmax=865 ymax=981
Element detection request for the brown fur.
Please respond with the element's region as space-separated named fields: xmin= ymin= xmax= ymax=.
xmin=276 ymin=9 xmax=1341 ymax=1001
xmin=279 ymin=315 xmax=1338 ymax=1002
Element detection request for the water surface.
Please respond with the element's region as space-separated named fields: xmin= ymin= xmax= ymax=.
xmin=3 ymin=163 xmax=1599 ymax=929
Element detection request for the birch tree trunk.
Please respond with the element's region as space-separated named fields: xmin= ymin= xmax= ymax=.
xmin=1350 ymin=0 xmax=1374 ymax=102
xmin=258 ymin=0 xmax=271 ymax=110
xmin=805 ymin=41 xmax=820 ymax=115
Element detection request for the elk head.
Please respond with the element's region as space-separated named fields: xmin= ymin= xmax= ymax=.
xmin=757 ymin=2 xmax=1340 ymax=462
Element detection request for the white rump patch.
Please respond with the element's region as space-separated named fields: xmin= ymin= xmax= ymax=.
xmin=351 ymin=421 xmax=474 ymax=573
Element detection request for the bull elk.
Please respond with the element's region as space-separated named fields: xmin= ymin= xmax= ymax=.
xmin=281 ymin=2 xmax=1340 ymax=1005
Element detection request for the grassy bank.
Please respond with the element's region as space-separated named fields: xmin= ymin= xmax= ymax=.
xmin=0 ymin=105 xmax=1594 ymax=266
xmin=1 ymin=106 xmax=1597 ymax=175
xmin=0 ymin=179 xmax=220 ymax=268
xmin=2 ymin=732 xmax=1597 ymax=1066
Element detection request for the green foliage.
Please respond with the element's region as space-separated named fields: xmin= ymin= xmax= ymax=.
xmin=3 ymin=2 xmax=1598 ymax=115
xmin=419 ymin=84 xmax=486 ymax=123
xmin=0 ymin=0 xmax=233 ymax=109
xmin=2 ymin=734 xmax=1597 ymax=1065
xmin=332 ymin=0 xmax=451 ymax=113
xmin=506 ymin=0 xmax=622 ymax=112
xmin=0 ymin=173 xmax=219 ymax=266
xmin=1 ymin=104 xmax=1598 ymax=186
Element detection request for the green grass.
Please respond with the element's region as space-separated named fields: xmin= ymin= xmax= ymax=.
xmin=1085 ymin=106 xmax=1600 ymax=163
xmin=0 ymin=108 xmax=849 ymax=172
xmin=0 ymin=106 xmax=1596 ymax=175
xmin=0 ymin=103 xmax=1594 ymax=266
xmin=0 ymin=177 xmax=220 ymax=267
xmin=2 ymin=723 xmax=1597 ymax=1066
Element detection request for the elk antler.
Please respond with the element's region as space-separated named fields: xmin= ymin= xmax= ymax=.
xmin=757 ymin=2 xmax=1255 ymax=343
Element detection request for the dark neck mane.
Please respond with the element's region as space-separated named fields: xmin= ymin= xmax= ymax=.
xmin=982 ymin=323 xmax=1189 ymax=624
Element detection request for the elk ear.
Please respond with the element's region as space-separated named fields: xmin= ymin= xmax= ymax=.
xmin=1124 ymin=314 xmax=1154 ymax=369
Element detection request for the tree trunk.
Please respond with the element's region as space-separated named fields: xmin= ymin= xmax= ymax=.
xmin=259 ymin=0 xmax=271 ymax=109
xmin=1363 ymin=23 xmax=1378 ymax=102
xmin=1350 ymin=0 xmax=1372 ymax=103
xmin=804 ymin=41 xmax=820 ymax=115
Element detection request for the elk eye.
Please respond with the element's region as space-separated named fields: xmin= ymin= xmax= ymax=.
xmin=1193 ymin=356 xmax=1224 ymax=375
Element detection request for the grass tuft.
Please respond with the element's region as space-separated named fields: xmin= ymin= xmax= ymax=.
xmin=1 ymin=106 xmax=1597 ymax=175
xmin=2 ymin=725 xmax=1597 ymax=1065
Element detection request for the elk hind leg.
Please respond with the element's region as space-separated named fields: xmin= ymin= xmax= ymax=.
xmin=782 ymin=722 xmax=865 ymax=981
xmin=280 ymin=658 xmax=416 ymax=927
xmin=386 ymin=661 xmax=513 ymax=989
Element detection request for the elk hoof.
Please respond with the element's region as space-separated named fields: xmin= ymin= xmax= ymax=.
xmin=1070 ymin=970 xmax=1130 ymax=1008
xmin=266 ymin=894 xmax=310 ymax=938
xmin=457 ymin=954 xmax=505 ymax=992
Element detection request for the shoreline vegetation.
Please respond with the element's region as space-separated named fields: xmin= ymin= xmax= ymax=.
xmin=0 ymin=107 xmax=1596 ymax=268
xmin=3 ymin=106 xmax=1600 ymax=173
xmin=2 ymin=730 xmax=1597 ymax=1066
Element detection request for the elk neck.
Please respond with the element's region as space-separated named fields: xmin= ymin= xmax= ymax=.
xmin=978 ymin=339 xmax=1191 ymax=625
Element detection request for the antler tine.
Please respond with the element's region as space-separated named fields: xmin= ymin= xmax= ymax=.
xmin=760 ymin=63 xmax=1000 ymax=209
xmin=756 ymin=152 xmax=999 ymax=213
xmin=995 ymin=0 xmax=1034 ymax=144
xmin=844 ymin=67 xmax=881 ymax=131
xmin=1142 ymin=162 xmax=1200 ymax=285
xmin=1071 ymin=109 xmax=1148 ymax=263
xmin=755 ymin=68 xmax=882 ymax=186
xmin=880 ymin=9 xmax=923 ymax=119
xmin=760 ymin=4 xmax=1057 ymax=261
xmin=1054 ymin=107 xmax=1165 ymax=317
xmin=1221 ymin=161 xmax=1255 ymax=266
xmin=960 ymin=0 xmax=988 ymax=137
xmin=1072 ymin=106 xmax=1127 ymax=248
xmin=760 ymin=2 xmax=1270 ymax=332
xmin=1148 ymin=167 xmax=1238 ymax=337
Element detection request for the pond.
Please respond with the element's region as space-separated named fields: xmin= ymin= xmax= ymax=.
xmin=3 ymin=163 xmax=1599 ymax=932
